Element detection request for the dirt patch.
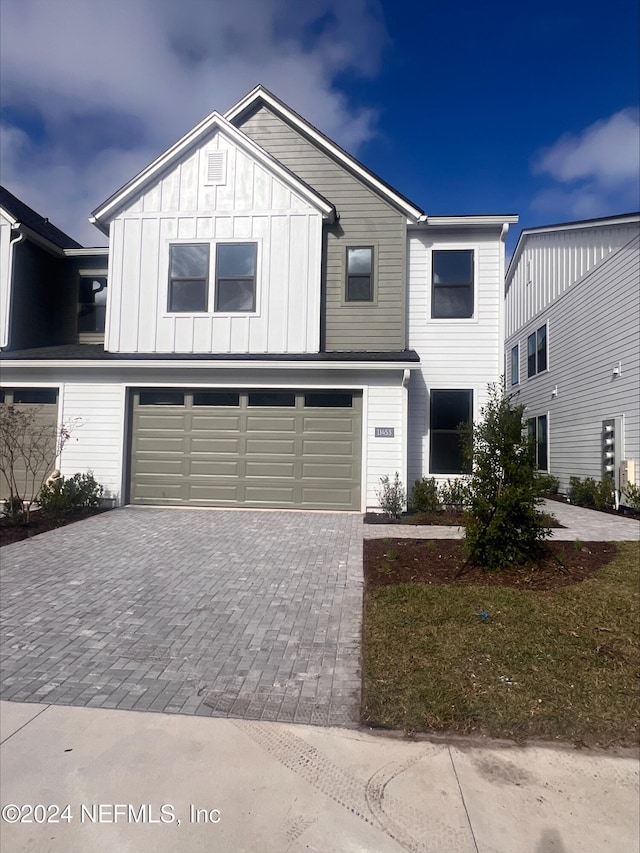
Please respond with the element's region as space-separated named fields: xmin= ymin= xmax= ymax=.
xmin=365 ymin=510 xmax=563 ymax=528
xmin=364 ymin=538 xmax=618 ymax=591
xmin=0 ymin=508 xmax=110 ymax=547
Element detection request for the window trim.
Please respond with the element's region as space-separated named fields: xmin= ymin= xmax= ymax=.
xmin=345 ymin=245 xmax=375 ymax=303
xmin=429 ymin=247 xmax=477 ymax=322
xmin=429 ymin=388 xmax=474 ymax=475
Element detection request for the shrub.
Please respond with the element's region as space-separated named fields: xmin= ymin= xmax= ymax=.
xmin=377 ymin=473 xmax=406 ymax=519
xmin=410 ymin=477 xmax=440 ymax=513
xmin=568 ymin=477 xmax=614 ymax=510
xmin=622 ymin=483 xmax=640 ymax=511
xmin=2 ymin=495 xmax=25 ymax=524
xmin=439 ymin=477 xmax=471 ymax=510
xmin=38 ymin=471 xmax=104 ymax=517
xmin=535 ymin=473 xmax=560 ymax=495
xmin=463 ymin=382 xmax=551 ymax=572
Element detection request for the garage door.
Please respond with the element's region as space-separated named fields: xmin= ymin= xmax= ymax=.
xmin=129 ymin=389 xmax=361 ymax=510
xmin=0 ymin=387 xmax=59 ymax=502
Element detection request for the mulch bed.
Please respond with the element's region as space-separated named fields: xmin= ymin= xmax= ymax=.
xmin=0 ymin=508 xmax=110 ymax=547
xmin=364 ymin=538 xmax=619 ymax=592
xmin=365 ymin=510 xmax=563 ymax=528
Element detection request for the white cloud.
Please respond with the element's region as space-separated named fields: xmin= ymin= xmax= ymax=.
xmin=0 ymin=0 xmax=387 ymax=244
xmin=531 ymin=109 xmax=640 ymax=219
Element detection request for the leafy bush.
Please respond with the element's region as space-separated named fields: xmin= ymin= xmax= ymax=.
xmin=535 ymin=473 xmax=560 ymax=495
xmin=410 ymin=477 xmax=440 ymax=513
xmin=377 ymin=473 xmax=406 ymax=519
xmin=2 ymin=495 xmax=25 ymax=524
xmin=439 ymin=477 xmax=471 ymax=510
xmin=38 ymin=471 xmax=104 ymax=517
xmin=568 ymin=476 xmax=614 ymax=510
xmin=463 ymin=382 xmax=551 ymax=572
xmin=622 ymin=483 xmax=640 ymax=511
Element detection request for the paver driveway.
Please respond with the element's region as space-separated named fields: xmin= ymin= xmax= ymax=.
xmin=0 ymin=508 xmax=363 ymax=726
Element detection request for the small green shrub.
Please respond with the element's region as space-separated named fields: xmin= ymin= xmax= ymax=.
xmin=568 ymin=477 xmax=614 ymax=510
xmin=622 ymin=483 xmax=640 ymax=511
xmin=377 ymin=473 xmax=406 ymax=519
xmin=38 ymin=471 xmax=104 ymax=517
xmin=410 ymin=477 xmax=440 ymax=513
xmin=535 ymin=473 xmax=560 ymax=495
xmin=2 ymin=495 xmax=25 ymax=524
xmin=439 ymin=477 xmax=471 ymax=510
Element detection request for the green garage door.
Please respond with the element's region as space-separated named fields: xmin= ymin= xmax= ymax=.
xmin=0 ymin=388 xmax=59 ymax=502
xmin=129 ymin=389 xmax=361 ymax=510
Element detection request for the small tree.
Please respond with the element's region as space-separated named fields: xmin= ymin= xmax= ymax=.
xmin=462 ymin=382 xmax=550 ymax=572
xmin=0 ymin=405 xmax=77 ymax=523
xmin=376 ymin=472 xmax=406 ymax=519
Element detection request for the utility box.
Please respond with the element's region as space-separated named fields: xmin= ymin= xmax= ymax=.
xmin=602 ymin=417 xmax=624 ymax=490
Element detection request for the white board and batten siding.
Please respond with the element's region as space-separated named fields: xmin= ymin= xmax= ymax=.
xmin=106 ymin=128 xmax=323 ymax=355
xmin=505 ymin=233 xmax=640 ymax=492
xmin=406 ymin=228 xmax=505 ymax=488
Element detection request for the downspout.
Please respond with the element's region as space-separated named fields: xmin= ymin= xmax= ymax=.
xmin=402 ymin=368 xmax=411 ymax=508
xmin=498 ymin=223 xmax=510 ymax=384
xmin=2 ymin=224 xmax=25 ymax=349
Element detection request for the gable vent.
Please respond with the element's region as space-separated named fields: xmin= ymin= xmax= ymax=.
xmin=205 ymin=151 xmax=227 ymax=185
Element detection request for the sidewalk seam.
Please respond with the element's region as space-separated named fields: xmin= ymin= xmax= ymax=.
xmin=0 ymin=703 xmax=52 ymax=746
xmin=447 ymin=745 xmax=480 ymax=853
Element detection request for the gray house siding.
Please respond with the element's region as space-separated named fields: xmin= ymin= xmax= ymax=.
xmin=235 ymin=105 xmax=407 ymax=351
xmin=506 ymin=233 xmax=640 ymax=493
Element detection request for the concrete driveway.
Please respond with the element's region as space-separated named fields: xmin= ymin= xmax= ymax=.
xmin=0 ymin=507 xmax=363 ymax=726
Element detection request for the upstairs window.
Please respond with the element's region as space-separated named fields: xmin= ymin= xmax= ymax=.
xmin=432 ymin=250 xmax=474 ymax=318
xmin=215 ymin=243 xmax=257 ymax=312
xmin=78 ymin=276 xmax=107 ymax=332
xmin=168 ymin=244 xmax=209 ymax=312
xmin=511 ymin=344 xmax=519 ymax=385
xmin=430 ymin=389 xmax=473 ymax=474
xmin=346 ymin=247 xmax=373 ymax=301
xmin=527 ymin=324 xmax=547 ymax=377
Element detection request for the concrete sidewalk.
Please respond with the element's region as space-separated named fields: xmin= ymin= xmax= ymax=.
xmin=364 ymin=499 xmax=640 ymax=541
xmin=1 ymin=701 xmax=637 ymax=853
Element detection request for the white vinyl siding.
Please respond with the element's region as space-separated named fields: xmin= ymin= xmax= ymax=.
xmin=105 ymin=128 xmax=323 ymax=354
xmin=505 ymin=233 xmax=640 ymax=492
xmin=365 ymin=381 xmax=405 ymax=509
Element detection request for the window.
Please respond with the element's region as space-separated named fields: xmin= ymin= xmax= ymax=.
xmin=527 ymin=324 xmax=547 ymax=377
xmin=248 ymin=392 xmax=295 ymax=407
xmin=215 ymin=243 xmax=257 ymax=312
xmin=430 ymin=390 xmax=473 ymax=474
xmin=432 ymin=250 xmax=474 ymax=318
xmin=193 ymin=392 xmax=239 ymax=407
xmin=138 ymin=391 xmax=185 ymax=406
xmin=511 ymin=344 xmax=519 ymax=385
xmin=346 ymin=247 xmax=373 ymax=301
xmin=304 ymin=392 xmax=353 ymax=408
xmin=528 ymin=415 xmax=548 ymax=470
xmin=168 ymin=244 xmax=209 ymax=312
xmin=9 ymin=388 xmax=58 ymax=405
xmin=78 ymin=276 xmax=107 ymax=332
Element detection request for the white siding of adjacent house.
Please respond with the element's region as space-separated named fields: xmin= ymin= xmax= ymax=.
xmin=0 ymin=211 xmax=15 ymax=349
xmin=58 ymin=383 xmax=125 ymax=501
xmin=505 ymin=233 xmax=640 ymax=492
xmin=505 ymin=221 xmax=637 ymax=339
xmin=364 ymin=380 xmax=406 ymax=510
xmin=105 ymin=128 xmax=323 ymax=355
xmin=407 ymin=227 xmax=505 ymax=488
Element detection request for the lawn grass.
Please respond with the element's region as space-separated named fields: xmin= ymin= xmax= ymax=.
xmin=362 ymin=541 xmax=640 ymax=746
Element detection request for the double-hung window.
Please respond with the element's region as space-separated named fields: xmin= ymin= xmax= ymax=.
xmin=168 ymin=242 xmax=257 ymax=313
xmin=432 ymin=250 xmax=474 ymax=318
xmin=527 ymin=324 xmax=547 ymax=377
xmin=78 ymin=275 xmax=108 ymax=332
xmin=528 ymin=415 xmax=548 ymax=470
xmin=346 ymin=247 xmax=374 ymax=301
xmin=430 ymin=389 xmax=473 ymax=474
xmin=511 ymin=344 xmax=519 ymax=385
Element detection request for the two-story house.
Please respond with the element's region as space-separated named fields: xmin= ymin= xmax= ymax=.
xmin=505 ymin=213 xmax=640 ymax=502
xmin=1 ymin=86 xmax=516 ymax=511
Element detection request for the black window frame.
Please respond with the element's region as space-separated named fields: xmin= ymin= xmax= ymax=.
xmin=168 ymin=243 xmax=210 ymax=313
xmin=214 ymin=242 xmax=257 ymax=313
xmin=527 ymin=324 xmax=548 ymax=377
xmin=429 ymin=389 xmax=473 ymax=475
xmin=345 ymin=246 xmax=374 ymax=302
xmin=527 ymin=414 xmax=548 ymax=471
xmin=431 ymin=250 xmax=474 ymax=319
xmin=78 ymin=274 xmax=108 ymax=333
xmin=511 ymin=344 xmax=519 ymax=385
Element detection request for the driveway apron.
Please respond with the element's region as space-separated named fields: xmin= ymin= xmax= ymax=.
xmin=0 ymin=508 xmax=363 ymax=726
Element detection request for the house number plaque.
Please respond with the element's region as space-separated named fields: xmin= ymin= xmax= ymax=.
xmin=374 ymin=427 xmax=395 ymax=438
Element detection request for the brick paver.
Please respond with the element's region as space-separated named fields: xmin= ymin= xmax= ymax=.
xmin=0 ymin=508 xmax=363 ymax=726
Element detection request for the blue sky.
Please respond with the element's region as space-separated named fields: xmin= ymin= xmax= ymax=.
xmin=1 ymin=0 xmax=638 ymax=254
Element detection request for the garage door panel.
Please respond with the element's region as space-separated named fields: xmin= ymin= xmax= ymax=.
xmin=130 ymin=390 xmax=361 ymax=510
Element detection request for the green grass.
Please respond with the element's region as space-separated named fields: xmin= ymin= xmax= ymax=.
xmin=362 ymin=542 xmax=640 ymax=745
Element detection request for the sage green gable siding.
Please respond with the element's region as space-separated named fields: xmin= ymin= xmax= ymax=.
xmin=236 ymin=106 xmax=407 ymax=351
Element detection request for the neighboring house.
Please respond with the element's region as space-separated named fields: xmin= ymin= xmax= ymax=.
xmin=505 ymin=213 xmax=640 ymax=502
xmin=0 ymin=86 xmax=516 ymax=511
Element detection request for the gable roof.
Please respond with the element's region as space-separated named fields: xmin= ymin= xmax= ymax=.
xmin=90 ymin=110 xmax=336 ymax=232
xmin=225 ymin=86 xmax=424 ymax=222
xmin=0 ymin=185 xmax=82 ymax=249
xmin=506 ymin=212 xmax=640 ymax=285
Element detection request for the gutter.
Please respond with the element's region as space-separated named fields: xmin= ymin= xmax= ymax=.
xmin=2 ymin=225 xmax=25 ymax=349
